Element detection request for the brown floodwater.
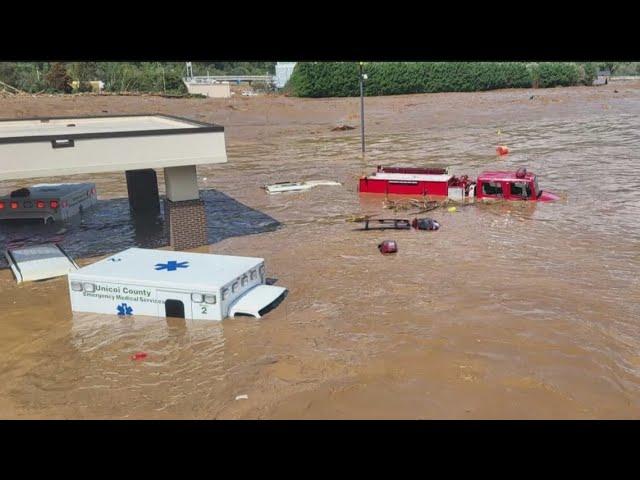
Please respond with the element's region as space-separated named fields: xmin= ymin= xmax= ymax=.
xmin=1 ymin=83 xmax=639 ymax=418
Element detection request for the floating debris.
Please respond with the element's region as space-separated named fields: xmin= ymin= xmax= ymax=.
xmin=358 ymin=218 xmax=411 ymax=231
xmin=331 ymin=124 xmax=355 ymax=131
xmin=378 ymin=240 xmax=398 ymax=254
xmin=264 ymin=180 xmax=341 ymax=194
xmin=412 ymin=218 xmax=440 ymax=230
xmin=496 ymin=145 xmax=510 ymax=156
xmin=346 ymin=214 xmax=373 ymax=223
xmin=383 ymin=198 xmax=443 ymax=213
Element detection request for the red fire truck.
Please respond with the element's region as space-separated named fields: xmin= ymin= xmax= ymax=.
xmin=358 ymin=166 xmax=558 ymax=202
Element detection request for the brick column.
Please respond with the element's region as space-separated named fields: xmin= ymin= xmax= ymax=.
xmin=163 ymin=165 xmax=208 ymax=250
xmin=164 ymin=198 xmax=208 ymax=250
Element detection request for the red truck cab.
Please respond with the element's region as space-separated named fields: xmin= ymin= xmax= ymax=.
xmin=476 ymin=168 xmax=558 ymax=202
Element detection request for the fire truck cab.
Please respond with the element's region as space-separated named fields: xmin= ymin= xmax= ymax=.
xmin=476 ymin=168 xmax=559 ymax=202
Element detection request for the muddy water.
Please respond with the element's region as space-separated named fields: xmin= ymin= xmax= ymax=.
xmin=1 ymin=86 xmax=639 ymax=418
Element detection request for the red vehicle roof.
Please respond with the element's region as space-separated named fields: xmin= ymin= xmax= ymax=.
xmin=478 ymin=170 xmax=536 ymax=182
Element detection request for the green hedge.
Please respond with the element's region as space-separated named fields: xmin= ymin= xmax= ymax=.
xmin=528 ymin=62 xmax=582 ymax=88
xmin=287 ymin=62 xmax=590 ymax=97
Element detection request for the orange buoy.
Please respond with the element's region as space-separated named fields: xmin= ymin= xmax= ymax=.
xmin=496 ymin=145 xmax=510 ymax=156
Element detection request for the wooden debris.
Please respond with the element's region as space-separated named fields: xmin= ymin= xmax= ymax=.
xmin=0 ymin=80 xmax=24 ymax=95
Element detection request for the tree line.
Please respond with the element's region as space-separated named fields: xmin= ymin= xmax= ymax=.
xmin=0 ymin=62 xmax=276 ymax=94
xmin=2 ymin=61 xmax=636 ymax=96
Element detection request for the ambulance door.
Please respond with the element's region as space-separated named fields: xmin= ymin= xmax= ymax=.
xmin=156 ymin=290 xmax=193 ymax=319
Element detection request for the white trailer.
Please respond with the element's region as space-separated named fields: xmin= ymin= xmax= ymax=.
xmin=0 ymin=182 xmax=97 ymax=223
xmin=68 ymin=247 xmax=288 ymax=321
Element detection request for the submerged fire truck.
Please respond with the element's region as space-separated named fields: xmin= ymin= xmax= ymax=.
xmin=358 ymin=166 xmax=559 ymax=202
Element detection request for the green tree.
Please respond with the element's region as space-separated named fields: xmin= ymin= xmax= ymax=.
xmin=45 ymin=62 xmax=72 ymax=93
xmin=0 ymin=62 xmax=18 ymax=86
xmin=69 ymin=62 xmax=98 ymax=81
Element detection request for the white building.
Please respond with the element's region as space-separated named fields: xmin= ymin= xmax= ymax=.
xmin=275 ymin=62 xmax=297 ymax=89
xmin=182 ymin=79 xmax=232 ymax=98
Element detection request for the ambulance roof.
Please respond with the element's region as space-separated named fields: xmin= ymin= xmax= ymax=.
xmin=5 ymin=243 xmax=78 ymax=283
xmin=70 ymin=248 xmax=264 ymax=291
xmin=1 ymin=182 xmax=95 ymax=199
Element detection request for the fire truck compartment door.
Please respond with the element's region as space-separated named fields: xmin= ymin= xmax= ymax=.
xmin=228 ymin=285 xmax=288 ymax=318
xmin=5 ymin=243 xmax=79 ymax=283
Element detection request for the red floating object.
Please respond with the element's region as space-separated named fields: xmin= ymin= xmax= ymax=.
xmin=496 ymin=145 xmax=510 ymax=156
xmin=130 ymin=352 xmax=148 ymax=361
xmin=378 ymin=240 xmax=398 ymax=254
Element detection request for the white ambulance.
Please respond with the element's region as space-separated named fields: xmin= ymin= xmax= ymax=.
xmin=68 ymin=248 xmax=288 ymax=321
xmin=0 ymin=182 xmax=97 ymax=223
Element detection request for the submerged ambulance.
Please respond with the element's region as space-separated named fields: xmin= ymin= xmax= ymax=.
xmin=0 ymin=182 xmax=97 ymax=223
xmin=68 ymin=248 xmax=287 ymax=320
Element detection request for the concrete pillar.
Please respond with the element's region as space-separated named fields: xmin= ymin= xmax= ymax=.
xmin=163 ymin=165 xmax=207 ymax=250
xmin=125 ymin=169 xmax=160 ymax=215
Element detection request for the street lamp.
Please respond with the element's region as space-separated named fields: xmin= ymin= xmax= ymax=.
xmin=359 ymin=62 xmax=367 ymax=154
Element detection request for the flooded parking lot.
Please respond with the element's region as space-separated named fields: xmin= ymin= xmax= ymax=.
xmin=1 ymin=83 xmax=639 ymax=418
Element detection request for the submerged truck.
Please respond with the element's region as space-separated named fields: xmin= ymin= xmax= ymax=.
xmin=474 ymin=169 xmax=559 ymax=202
xmin=0 ymin=182 xmax=97 ymax=223
xmin=68 ymin=248 xmax=288 ymax=321
xmin=359 ymin=166 xmax=559 ymax=202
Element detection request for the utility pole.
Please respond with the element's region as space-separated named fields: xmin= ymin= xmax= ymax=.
xmin=359 ymin=62 xmax=367 ymax=154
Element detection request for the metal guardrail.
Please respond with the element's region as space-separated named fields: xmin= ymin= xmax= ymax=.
xmin=184 ymin=75 xmax=276 ymax=84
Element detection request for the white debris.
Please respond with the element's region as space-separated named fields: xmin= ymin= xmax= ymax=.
xmin=264 ymin=180 xmax=342 ymax=194
xmin=235 ymin=394 xmax=249 ymax=400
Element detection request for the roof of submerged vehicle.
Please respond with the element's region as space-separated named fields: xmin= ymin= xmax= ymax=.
xmin=5 ymin=243 xmax=78 ymax=283
xmin=478 ymin=171 xmax=536 ymax=182
xmin=1 ymin=182 xmax=95 ymax=199
xmin=70 ymin=247 xmax=264 ymax=291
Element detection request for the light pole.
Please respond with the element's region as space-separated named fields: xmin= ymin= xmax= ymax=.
xmin=359 ymin=62 xmax=367 ymax=154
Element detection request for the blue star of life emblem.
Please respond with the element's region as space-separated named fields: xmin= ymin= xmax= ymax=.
xmin=117 ymin=303 xmax=133 ymax=316
xmin=155 ymin=260 xmax=189 ymax=272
